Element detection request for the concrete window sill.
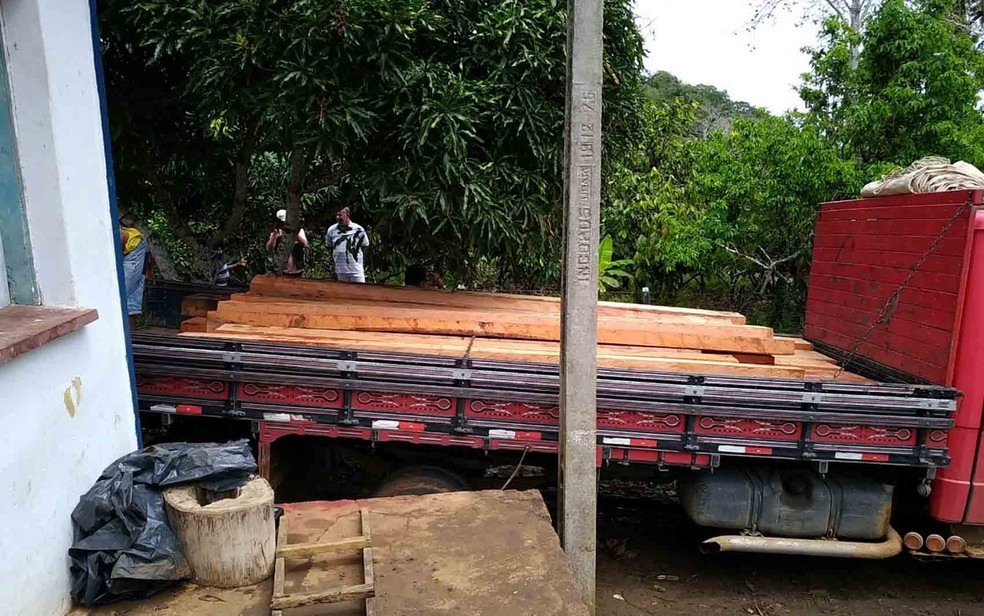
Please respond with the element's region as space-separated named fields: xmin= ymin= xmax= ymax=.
xmin=0 ymin=305 xmax=98 ymax=364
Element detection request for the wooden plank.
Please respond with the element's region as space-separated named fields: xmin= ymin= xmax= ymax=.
xmin=361 ymin=508 xmax=372 ymax=542
xmin=363 ymin=546 xmax=374 ymax=586
xmin=276 ymin=536 xmax=370 ymax=558
xmin=181 ymin=295 xmax=221 ymax=318
xmin=727 ymin=352 xmax=776 ymax=366
xmin=270 ymin=583 xmax=375 ymax=609
xmin=248 ymin=275 xmax=746 ymax=324
xmin=775 ymin=336 xmax=813 ymax=351
xmin=234 ymin=291 xmax=733 ymax=327
xmin=178 ymin=316 xmax=207 ymax=333
xmin=203 ymin=324 xmax=740 ymax=361
xmin=213 ymin=300 xmax=786 ymax=354
xmin=273 ymin=515 xmax=288 ymax=599
xmin=363 ymin=544 xmax=375 ymax=616
xmin=0 ymin=306 xmax=98 ymax=365
xmin=773 ymin=350 xmax=839 ymax=368
xmin=188 ymin=325 xmax=807 ymax=379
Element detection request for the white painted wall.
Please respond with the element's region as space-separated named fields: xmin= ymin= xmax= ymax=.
xmin=0 ymin=0 xmax=138 ymax=615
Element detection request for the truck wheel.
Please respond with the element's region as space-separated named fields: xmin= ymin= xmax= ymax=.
xmin=373 ymin=465 xmax=469 ymax=497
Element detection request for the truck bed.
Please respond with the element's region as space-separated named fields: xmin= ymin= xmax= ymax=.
xmin=133 ymin=329 xmax=956 ymax=472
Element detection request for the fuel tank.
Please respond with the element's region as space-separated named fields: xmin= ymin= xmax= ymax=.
xmin=679 ymin=467 xmax=893 ymax=540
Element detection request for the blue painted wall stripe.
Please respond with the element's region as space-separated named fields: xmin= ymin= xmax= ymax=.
xmin=88 ymin=0 xmax=142 ymax=447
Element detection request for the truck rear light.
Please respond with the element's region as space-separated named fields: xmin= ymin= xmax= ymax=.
xmin=925 ymin=533 xmax=946 ymax=553
xmin=176 ymin=404 xmax=202 ymax=416
xmin=150 ymin=404 xmax=176 ymax=414
xmin=946 ymin=535 xmax=967 ymax=554
xmin=903 ymin=532 xmax=924 ymax=551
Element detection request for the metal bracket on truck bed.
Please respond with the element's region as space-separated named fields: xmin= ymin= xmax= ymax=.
xmin=131 ymin=332 xmax=958 ymax=469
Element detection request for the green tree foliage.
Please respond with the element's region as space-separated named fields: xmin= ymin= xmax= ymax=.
xmin=100 ymin=0 xmax=647 ymax=284
xmin=684 ymin=117 xmax=861 ymax=327
xmin=644 ymin=71 xmax=767 ymax=136
xmin=801 ymin=0 xmax=984 ymax=165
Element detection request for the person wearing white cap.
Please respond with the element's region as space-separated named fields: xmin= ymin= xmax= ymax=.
xmin=266 ymin=208 xmax=308 ymax=276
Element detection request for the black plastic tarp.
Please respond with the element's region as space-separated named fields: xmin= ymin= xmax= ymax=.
xmin=69 ymin=440 xmax=257 ymax=605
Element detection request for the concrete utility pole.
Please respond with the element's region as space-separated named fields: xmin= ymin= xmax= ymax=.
xmin=559 ymin=0 xmax=602 ymax=611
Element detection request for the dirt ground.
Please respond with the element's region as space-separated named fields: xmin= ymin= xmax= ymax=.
xmin=70 ymin=476 xmax=984 ymax=616
xmin=71 ymin=490 xmax=588 ymax=616
xmin=593 ymin=483 xmax=984 ymax=616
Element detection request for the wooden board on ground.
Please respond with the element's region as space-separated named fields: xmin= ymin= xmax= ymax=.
xmin=68 ymin=491 xmax=591 ymax=616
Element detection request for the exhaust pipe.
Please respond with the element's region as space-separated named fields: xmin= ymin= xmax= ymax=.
xmin=701 ymin=526 xmax=902 ymax=560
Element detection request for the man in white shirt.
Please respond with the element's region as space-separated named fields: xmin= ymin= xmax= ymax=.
xmin=325 ymin=207 xmax=369 ymax=283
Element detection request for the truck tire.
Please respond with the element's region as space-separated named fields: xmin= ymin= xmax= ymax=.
xmin=373 ymin=465 xmax=468 ymax=497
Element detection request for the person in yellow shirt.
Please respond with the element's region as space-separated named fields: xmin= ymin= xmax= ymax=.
xmin=120 ymin=219 xmax=148 ymax=328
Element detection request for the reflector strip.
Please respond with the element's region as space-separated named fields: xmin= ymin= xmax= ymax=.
xmin=372 ymin=420 xmax=426 ymax=432
xmin=835 ymin=451 xmax=889 ymax=462
xmin=602 ymin=437 xmax=658 ymax=448
xmin=489 ymin=429 xmax=543 ymax=441
xmin=150 ymin=404 xmax=176 ymax=413
xmin=719 ymin=445 xmax=772 ymax=455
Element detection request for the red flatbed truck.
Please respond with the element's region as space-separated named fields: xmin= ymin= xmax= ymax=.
xmin=134 ymin=189 xmax=984 ymax=558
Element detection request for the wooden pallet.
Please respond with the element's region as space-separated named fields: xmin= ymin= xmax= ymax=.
xmin=271 ymin=508 xmax=376 ymax=615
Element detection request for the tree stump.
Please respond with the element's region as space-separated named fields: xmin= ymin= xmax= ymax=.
xmin=164 ymin=476 xmax=276 ymax=588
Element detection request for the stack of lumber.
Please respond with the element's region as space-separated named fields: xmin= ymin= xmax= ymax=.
xmin=180 ymin=275 xmax=869 ymax=382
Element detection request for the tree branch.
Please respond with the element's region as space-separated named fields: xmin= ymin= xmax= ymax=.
xmin=307 ymin=159 xmax=352 ymax=193
xmin=208 ymin=114 xmax=261 ymax=249
xmin=276 ymin=147 xmax=307 ymax=274
xmin=139 ymin=164 xmax=211 ymax=280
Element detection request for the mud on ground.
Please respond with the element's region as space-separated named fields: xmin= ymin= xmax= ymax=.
xmin=594 ymin=481 xmax=984 ymax=616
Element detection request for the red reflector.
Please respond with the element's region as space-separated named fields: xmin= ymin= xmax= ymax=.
xmin=862 ymin=453 xmax=889 ymax=462
xmin=401 ymin=422 xmax=426 ymax=432
xmin=515 ymin=431 xmax=542 ymax=441
xmin=176 ymin=404 xmax=202 ymax=416
xmin=745 ymin=446 xmax=773 ymax=456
